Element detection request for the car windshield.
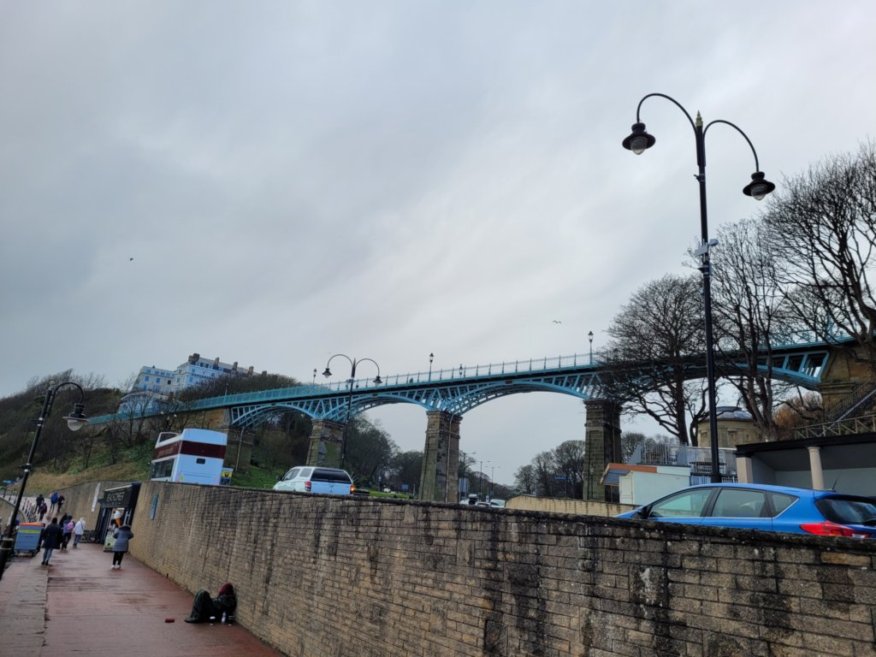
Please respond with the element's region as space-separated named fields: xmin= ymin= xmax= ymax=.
xmin=816 ymin=496 xmax=876 ymax=525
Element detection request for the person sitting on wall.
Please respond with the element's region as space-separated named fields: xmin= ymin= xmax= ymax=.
xmin=184 ymin=583 xmax=237 ymax=624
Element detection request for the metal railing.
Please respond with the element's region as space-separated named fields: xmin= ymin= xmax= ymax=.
xmin=794 ymin=413 xmax=876 ymax=439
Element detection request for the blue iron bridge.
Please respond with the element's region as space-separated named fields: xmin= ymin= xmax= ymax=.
xmin=89 ymin=340 xmax=834 ymax=428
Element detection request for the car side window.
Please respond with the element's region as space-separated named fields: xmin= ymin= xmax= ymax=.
xmin=769 ymin=493 xmax=796 ymax=515
xmin=711 ymin=489 xmax=768 ymax=518
xmin=299 ymin=468 xmax=313 ymax=478
xmin=650 ymin=488 xmax=713 ymax=518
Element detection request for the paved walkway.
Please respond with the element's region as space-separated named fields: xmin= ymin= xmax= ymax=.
xmin=0 ymin=542 xmax=286 ymax=657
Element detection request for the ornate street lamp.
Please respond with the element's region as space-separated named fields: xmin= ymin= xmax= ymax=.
xmin=622 ymin=93 xmax=775 ymax=483
xmin=588 ymin=330 xmax=594 ymax=364
xmin=0 ymin=381 xmax=87 ymax=580
xmin=322 ymin=354 xmax=381 ymax=469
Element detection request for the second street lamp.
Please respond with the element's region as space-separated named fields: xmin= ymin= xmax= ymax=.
xmin=622 ymin=92 xmax=775 ymax=483
xmin=322 ymin=354 xmax=381 ymax=470
xmin=0 ymin=381 xmax=87 ymax=581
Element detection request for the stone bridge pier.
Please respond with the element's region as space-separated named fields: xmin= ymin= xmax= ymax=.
xmin=419 ymin=411 xmax=461 ymax=503
xmin=306 ymin=419 xmax=345 ymax=467
xmin=583 ymin=399 xmax=622 ymax=501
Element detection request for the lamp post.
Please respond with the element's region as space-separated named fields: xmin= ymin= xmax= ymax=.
xmin=428 ymin=353 xmax=434 ymax=381
xmin=622 ymin=93 xmax=775 ymax=483
xmin=0 ymin=381 xmax=87 ymax=580
xmin=588 ymin=331 xmax=594 ymax=364
xmin=322 ymin=354 xmax=381 ymax=469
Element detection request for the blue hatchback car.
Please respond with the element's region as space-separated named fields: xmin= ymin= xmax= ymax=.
xmin=616 ymin=483 xmax=876 ymax=538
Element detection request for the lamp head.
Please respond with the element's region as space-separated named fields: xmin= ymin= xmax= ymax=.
xmin=743 ymin=171 xmax=776 ymax=200
xmin=622 ymin=122 xmax=656 ymax=155
xmin=63 ymin=403 xmax=88 ymax=432
xmin=373 ymin=375 xmax=382 ymax=385
xmin=322 ymin=367 xmax=332 ymax=378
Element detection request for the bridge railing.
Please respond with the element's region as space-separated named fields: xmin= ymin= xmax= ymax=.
xmin=373 ymin=352 xmax=598 ymax=389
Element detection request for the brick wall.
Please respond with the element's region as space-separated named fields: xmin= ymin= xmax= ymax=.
xmin=125 ymin=481 xmax=876 ymax=657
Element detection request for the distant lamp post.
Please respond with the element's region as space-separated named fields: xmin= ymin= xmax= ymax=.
xmin=312 ymin=368 xmax=317 ymax=385
xmin=0 ymin=381 xmax=87 ymax=581
xmin=622 ymin=92 xmax=775 ymax=483
xmin=322 ymin=354 xmax=381 ymax=469
xmin=588 ymin=330 xmax=594 ymax=364
xmin=428 ymin=353 xmax=434 ymax=381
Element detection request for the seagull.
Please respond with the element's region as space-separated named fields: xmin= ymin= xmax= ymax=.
xmin=129 ymin=257 xmax=134 ymax=261
xmin=552 ymin=320 xmax=562 ymax=324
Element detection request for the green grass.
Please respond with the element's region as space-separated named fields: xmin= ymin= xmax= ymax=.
xmin=229 ymin=466 xmax=283 ymax=490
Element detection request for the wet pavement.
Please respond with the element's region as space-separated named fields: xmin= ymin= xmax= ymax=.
xmin=0 ymin=542 xmax=286 ymax=657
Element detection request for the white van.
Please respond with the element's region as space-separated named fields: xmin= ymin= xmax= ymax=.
xmin=273 ymin=466 xmax=354 ymax=495
xmin=149 ymin=428 xmax=227 ymax=485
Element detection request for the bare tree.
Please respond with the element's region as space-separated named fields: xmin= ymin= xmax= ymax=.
xmin=605 ymin=274 xmax=707 ymax=445
xmin=711 ymin=218 xmax=799 ymax=440
xmin=764 ymin=142 xmax=876 ymax=353
xmin=514 ymin=464 xmax=536 ymax=495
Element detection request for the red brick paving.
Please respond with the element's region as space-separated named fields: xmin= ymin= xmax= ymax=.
xmin=0 ymin=543 xmax=286 ymax=657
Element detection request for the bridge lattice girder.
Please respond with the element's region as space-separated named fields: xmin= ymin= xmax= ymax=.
xmin=224 ymin=344 xmax=830 ymax=427
xmin=86 ymin=341 xmax=833 ymax=428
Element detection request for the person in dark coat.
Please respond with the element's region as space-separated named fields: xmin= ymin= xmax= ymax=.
xmin=61 ymin=516 xmax=75 ymax=550
xmin=111 ymin=524 xmax=134 ymax=569
xmin=184 ymin=583 xmax=237 ymax=623
xmin=41 ymin=517 xmax=63 ymax=566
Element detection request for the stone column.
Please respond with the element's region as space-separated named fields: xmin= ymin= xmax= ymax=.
xmin=306 ymin=420 xmax=345 ymax=467
xmin=583 ymin=399 xmax=622 ymax=501
xmin=808 ymin=445 xmax=825 ymax=490
xmin=736 ymin=455 xmax=753 ymax=483
xmin=419 ymin=411 xmax=462 ymax=502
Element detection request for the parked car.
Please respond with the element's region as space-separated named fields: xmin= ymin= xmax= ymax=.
xmin=273 ymin=466 xmax=355 ymax=496
xmin=616 ymin=483 xmax=876 ymax=538
xmin=489 ymin=499 xmax=506 ymax=508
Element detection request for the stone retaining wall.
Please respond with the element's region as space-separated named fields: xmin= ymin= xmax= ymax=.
xmin=123 ymin=480 xmax=876 ymax=657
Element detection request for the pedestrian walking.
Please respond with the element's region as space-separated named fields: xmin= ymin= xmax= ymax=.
xmin=111 ymin=524 xmax=134 ymax=569
xmin=41 ymin=518 xmax=63 ymax=566
xmin=73 ymin=517 xmax=86 ymax=548
xmin=57 ymin=494 xmax=65 ymax=515
xmin=61 ymin=516 xmax=75 ymax=550
xmin=49 ymin=491 xmax=59 ymax=515
xmin=38 ymin=501 xmax=48 ymax=521
xmin=35 ymin=493 xmax=44 ymax=512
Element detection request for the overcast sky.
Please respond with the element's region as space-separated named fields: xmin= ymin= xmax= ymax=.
xmin=2 ymin=2 xmax=875 ymax=486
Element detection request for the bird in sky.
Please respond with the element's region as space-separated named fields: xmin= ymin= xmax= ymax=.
xmin=552 ymin=320 xmax=562 ymax=324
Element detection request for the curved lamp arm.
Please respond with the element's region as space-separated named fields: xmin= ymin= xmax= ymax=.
xmin=323 ymin=354 xmax=382 ymax=384
xmin=703 ymin=119 xmax=775 ymax=199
